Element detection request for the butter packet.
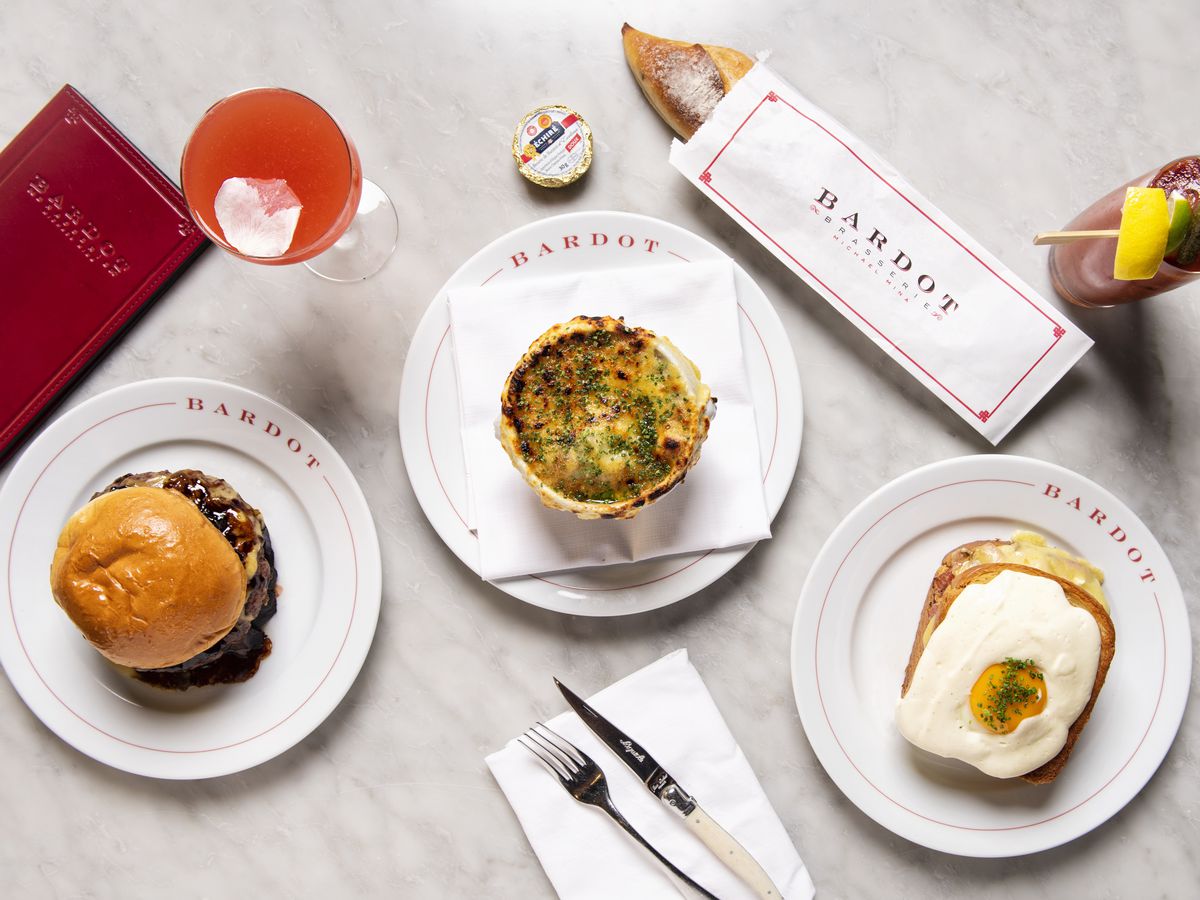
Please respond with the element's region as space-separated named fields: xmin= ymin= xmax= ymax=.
xmin=669 ymin=62 xmax=1091 ymax=444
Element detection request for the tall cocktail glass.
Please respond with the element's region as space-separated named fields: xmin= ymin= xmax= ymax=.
xmin=1049 ymin=157 xmax=1200 ymax=307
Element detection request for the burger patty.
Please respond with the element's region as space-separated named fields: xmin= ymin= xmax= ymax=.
xmin=95 ymin=469 xmax=279 ymax=689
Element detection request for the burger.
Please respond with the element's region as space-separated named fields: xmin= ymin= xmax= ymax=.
xmin=49 ymin=469 xmax=279 ymax=689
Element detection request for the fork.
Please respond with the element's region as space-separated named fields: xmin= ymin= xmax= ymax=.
xmin=520 ymin=723 xmax=719 ymax=899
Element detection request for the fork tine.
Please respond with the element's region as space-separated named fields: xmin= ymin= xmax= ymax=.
xmin=518 ymin=735 xmax=571 ymax=781
xmin=526 ymin=726 xmax=579 ymax=774
xmin=531 ymin=722 xmax=588 ymax=767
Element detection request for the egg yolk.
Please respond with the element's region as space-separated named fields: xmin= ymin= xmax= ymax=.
xmin=970 ymin=659 xmax=1047 ymax=734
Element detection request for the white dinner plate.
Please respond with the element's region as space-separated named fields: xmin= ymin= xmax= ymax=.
xmin=791 ymin=454 xmax=1190 ymax=856
xmin=0 ymin=378 xmax=381 ymax=779
xmin=399 ymin=211 xmax=802 ymax=615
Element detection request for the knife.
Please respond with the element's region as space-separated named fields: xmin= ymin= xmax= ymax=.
xmin=555 ymin=678 xmax=783 ymax=899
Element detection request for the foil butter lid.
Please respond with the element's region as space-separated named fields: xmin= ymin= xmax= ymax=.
xmin=512 ymin=105 xmax=593 ymax=188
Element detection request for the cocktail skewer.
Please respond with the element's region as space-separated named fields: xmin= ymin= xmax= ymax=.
xmin=1032 ymin=229 xmax=1120 ymax=245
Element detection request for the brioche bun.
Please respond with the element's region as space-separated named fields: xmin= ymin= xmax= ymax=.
xmin=50 ymin=486 xmax=247 ymax=669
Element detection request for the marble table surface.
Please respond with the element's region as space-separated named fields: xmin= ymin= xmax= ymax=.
xmin=1 ymin=2 xmax=1197 ymax=897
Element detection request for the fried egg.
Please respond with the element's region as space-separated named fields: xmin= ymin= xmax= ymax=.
xmin=895 ymin=569 xmax=1101 ymax=778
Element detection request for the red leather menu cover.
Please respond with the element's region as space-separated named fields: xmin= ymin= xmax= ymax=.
xmin=0 ymin=85 xmax=208 ymax=463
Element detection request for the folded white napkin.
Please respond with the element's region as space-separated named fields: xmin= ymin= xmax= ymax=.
xmin=486 ymin=650 xmax=815 ymax=899
xmin=448 ymin=260 xmax=770 ymax=580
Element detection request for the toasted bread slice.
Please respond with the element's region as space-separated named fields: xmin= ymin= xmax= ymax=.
xmin=901 ymin=560 xmax=1116 ymax=784
xmin=621 ymin=23 xmax=754 ymax=139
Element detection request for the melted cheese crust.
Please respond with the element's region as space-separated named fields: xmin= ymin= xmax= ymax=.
xmin=498 ymin=316 xmax=712 ymax=518
xmin=970 ymin=531 xmax=1107 ymax=611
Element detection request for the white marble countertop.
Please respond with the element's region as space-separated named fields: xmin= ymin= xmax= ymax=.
xmin=1 ymin=2 xmax=1197 ymax=897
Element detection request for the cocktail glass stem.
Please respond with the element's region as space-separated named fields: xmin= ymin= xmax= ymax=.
xmin=303 ymin=178 xmax=398 ymax=282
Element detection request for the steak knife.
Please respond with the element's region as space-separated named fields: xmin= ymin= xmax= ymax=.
xmin=555 ymin=678 xmax=783 ymax=899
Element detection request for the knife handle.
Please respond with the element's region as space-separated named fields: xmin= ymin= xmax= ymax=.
xmin=682 ymin=803 xmax=783 ymax=899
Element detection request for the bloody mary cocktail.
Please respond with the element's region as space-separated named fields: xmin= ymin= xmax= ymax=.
xmin=1049 ymin=156 xmax=1200 ymax=307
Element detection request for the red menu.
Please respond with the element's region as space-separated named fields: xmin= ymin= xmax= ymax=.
xmin=0 ymin=85 xmax=208 ymax=463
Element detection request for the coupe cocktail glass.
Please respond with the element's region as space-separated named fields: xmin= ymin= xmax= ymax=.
xmin=1048 ymin=157 xmax=1200 ymax=308
xmin=181 ymin=88 xmax=397 ymax=281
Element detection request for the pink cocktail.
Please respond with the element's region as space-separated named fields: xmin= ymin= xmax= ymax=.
xmin=182 ymin=88 xmax=362 ymax=264
xmin=181 ymin=88 xmax=397 ymax=281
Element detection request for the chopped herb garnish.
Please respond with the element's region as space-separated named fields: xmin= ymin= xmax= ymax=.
xmin=508 ymin=323 xmax=692 ymax=503
xmin=976 ymin=658 xmax=1044 ymax=733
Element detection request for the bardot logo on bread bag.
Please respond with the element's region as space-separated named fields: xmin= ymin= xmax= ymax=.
xmin=1042 ymin=483 xmax=1157 ymax=583
xmin=812 ymin=186 xmax=961 ymax=321
xmin=185 ymin=397 xmax=321 ymax=471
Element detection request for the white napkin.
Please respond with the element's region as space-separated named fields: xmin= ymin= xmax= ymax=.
xmin=448 ymin=260 xmax=770 ymax=580
xmin=670 ymin=62 xmax=1092 ymax=444
xmin=486 ymin=650 xmax=815 ymax=899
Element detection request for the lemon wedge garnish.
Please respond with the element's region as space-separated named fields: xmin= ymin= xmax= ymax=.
xmin=1114 ymin=187 xmax=1169 ymax=280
